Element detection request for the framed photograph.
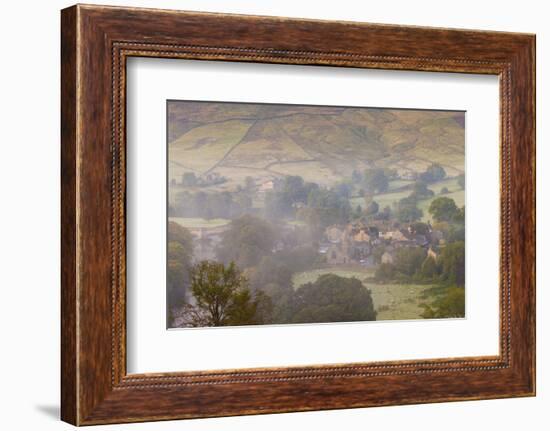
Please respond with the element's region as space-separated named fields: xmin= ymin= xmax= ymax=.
xmin=61 ymin=4 xmax=535 ymax=425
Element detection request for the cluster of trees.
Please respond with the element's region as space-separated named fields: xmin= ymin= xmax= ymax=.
xmin=351 ymin=167 xmax=394 ymax=194
xmin=390 ymin=165 xmax=447 ymax=223
xmin=264 ymin=175 xmax=319 ymax=219
xmin=262 ymin=175 xmax=353 ymax=238
xmin=421 ymin=286 xmax=465 ymax=318
xmin=179 ymin=172 xmax=227 ymax=187
xmin=167 ymin=164 xmax=467 ymax=325
xmin=395 ymin=195 xmax=423 ymax=223
xmin=374 ymin=241 xmax=465 ymax=286
xmin=457 ymin=173 xmax=465 ymax=189
xmin=169 ymin=213 xmax=378 ymax=327
xmin=419 ymin=163 xmax=447 ymax=183
xmin=216 ymin=215 xmax=276 ymax=269
xmin=170 ymin=189 xmax=253 ymax=219
xmin=297 ymin=188 xmax=352 ymax=229
xmin=167 ymin=222 xmax=194 ymax=307
xmin=373 ymin=194 xmax=466 ymax=319
xmin=181 ymin=261 xmax=377 ymax=327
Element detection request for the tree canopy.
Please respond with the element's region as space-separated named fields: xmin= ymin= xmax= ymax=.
xmin=396 ymin=195 xmax=423 ymax=223
xmin=216 ymin=215 xmax=276 ymax=268
xmin=363 ymin=168 xmax=389 ymax=194
xmin=439 ymin=241 xmax=465 ymax=286
xmin=457 ymin=173 xmax=465 ymax=189
xmin=292 ymin=274 xmax=376 ymax=323
xmin=167 ymin=222 xmax=194 ymax=306
xmin=411 ymin=180 xmax=435 ymax=199
xmin=421 ymin=287 xmax=465 ymax=318
xmin=182 ymin=261 xmax=260 ymax=327
xmin=419 ymin=163 xmax=446 ymax=183
xmin=428 ymin=197 xmax=459 ymax=222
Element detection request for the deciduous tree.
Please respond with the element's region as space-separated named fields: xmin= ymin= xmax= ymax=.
xmin=292 ymin=274 xmax=376 ymax=323
xmin=428 ymin=196 xmax=458 ymax=222
xmin=183 ymin=261 xmax=259 ymax=327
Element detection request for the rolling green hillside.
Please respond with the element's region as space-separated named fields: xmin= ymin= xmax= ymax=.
xmin=168 ymin=101 xmax=465 ymax=188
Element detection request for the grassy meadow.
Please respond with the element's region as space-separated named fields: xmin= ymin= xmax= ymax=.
xmin=292 ymin=266 xmax=436 ymax=320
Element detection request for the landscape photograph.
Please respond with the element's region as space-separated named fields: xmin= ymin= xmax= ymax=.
xmin=167 ymin=100 xmax=466 ymax=328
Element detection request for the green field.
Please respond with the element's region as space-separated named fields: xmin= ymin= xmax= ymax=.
xmin=369 ymin=283 xmax=433 ymax=320
xmin=169 ymin=217 xmax=230 ymax=229
xmin=420 ymin=177 xmax=465 ymax=221
xmin=350 ymin=177 xmax=464 ymax=222
xmin=387 ymin=179 xmax=414 ymax=191
xmin=292 ymin=266 xmax=435 ymax=321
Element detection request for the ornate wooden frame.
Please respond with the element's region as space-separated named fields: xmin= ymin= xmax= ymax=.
xmin=61 ymin=4 xmax=536 ymax=426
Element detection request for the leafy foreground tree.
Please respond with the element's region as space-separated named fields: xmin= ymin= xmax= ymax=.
xmin=167 ymin=222 xmax=194 ymax=308
xmin=180 ymin=261 xmax=265 ymax=327
xmin=292 ymin=274 xmax=376 ymax=324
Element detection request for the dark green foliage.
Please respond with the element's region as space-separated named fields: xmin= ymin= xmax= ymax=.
xmin=334 ymin=182 xmax=352 ymax=199
xmin=411 ymin=222 xmax=431 ymax=236
xmin=283 ymin=176 xmax=308 ymax=202
xmin=419 ymin=163 xmax=446 ymax=183
xmin=375 ymin=262 xmax=395 ymax=281
xmin=373 ymin=205 xmax=391 ymax=221
xmin=453 ymin=206 xmax=465 ymax=223
xmin=216 ymin=215 xmax=275 ymax=268
xmin=276 ymin=246 xmax=320 ymax=273
xmin=363 ymin=168 xmax=389 ymax=194
xmin=447 ymin=224 xmax=465 ymax=242
xmin=264 ymin=175 xmax=319 ymax=219
xmin=292 ymin=274 xmax=376 ymax=323
xmin=421 ymin=287 xmax=465 ymax=318
xmin=167 ymin=222 xmax=194 ymax=306
xmin=253 ymin=290 xmax=274 ymax=324
xmin=261 ymin=283 xmax=296 ymax=324
xmin=182 ymin=172 xmax=197 ymax=186
xmin=305 ymin=188 xmax=351 ymax=227
xmin=264 ymin=189 xmax=293 ymax=218
xmin=365 ymin=200 xmax=379 ymax=215
xmin=372 ymin=245 xmax=386 ymax=264
xmin=250 ymin=246 xmax=363 ymax=325
xmin=439 ymin=241 xmax=465 ymax=286
xmin=411 ymin=180 xmax=435 ymax=199
xmin=184 ymin=261 xmax=260 ymax=327
xmin=394 ymin=247 xmax=427 ymax=277
xmin=457 ymin=173 xmax=465 ymax=189
xmin=419 ymin=256 xmax=439 ymax=280
xmin=396 ymin=195 xmax=423 ymax=223
xmin=428 ymin=196 xmax=458 ymax=222
xmin=249 ymin=255 xmax=294 ymax=292
xmin=440 ymin=186 xmax=450 ymax=194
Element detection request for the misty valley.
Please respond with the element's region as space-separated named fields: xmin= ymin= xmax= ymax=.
xmin=166 ymin=101 xmax=466 ymax=328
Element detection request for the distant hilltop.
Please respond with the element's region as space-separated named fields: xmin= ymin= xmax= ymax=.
xmin=168 ymin=101 xmax=465 ymax=188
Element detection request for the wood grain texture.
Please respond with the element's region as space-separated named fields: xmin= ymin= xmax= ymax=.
xmin=60 ymin=4 xmax=536 ymax=426
xmin=60 ymin=5 xmax=78 ymax=425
